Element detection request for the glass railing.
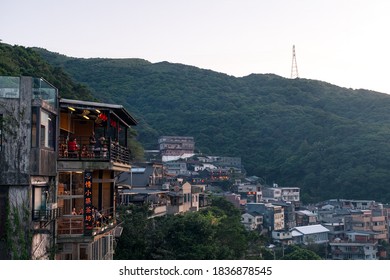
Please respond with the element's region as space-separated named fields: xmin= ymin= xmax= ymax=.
xmin=33 ymin=77 xmax=57 ymax=108
xmin=0 ymin=76 xmax=20 ymax=99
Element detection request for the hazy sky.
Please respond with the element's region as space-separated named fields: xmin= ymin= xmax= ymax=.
xmin=2 ymin=0 xmax=390 ymax=94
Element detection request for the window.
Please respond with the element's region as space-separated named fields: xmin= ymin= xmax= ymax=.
xmin=40 ymin=110 xmax=56 ymax=149
xmin=58 ymin=172 xmax=84 ymax=215
xmin=31 ymin=108 xmax=56 ymax=149
xmin=32 ymin=185 xmax=48 ymax=220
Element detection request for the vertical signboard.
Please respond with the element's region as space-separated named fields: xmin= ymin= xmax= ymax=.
xmin=84 ymin=171 xmax=93 ymax=235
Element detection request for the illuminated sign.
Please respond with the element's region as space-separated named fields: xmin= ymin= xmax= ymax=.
xmin=84 ymin=171 xmax=93 ymax=235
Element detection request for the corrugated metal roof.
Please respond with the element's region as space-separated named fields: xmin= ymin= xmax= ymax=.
xmin=291 ymin=230 xmax=303 ymax=237
xmin=120 ymin=188 xmax=168 ymax=195
xmin=297 ymin=210 xmax=316 ymax=216
xmin=292 ymin=224 xmax=330 ymax=235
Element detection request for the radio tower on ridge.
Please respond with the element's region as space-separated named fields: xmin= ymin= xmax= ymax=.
xmin=291 ymin=45 xmax=299 ymax=79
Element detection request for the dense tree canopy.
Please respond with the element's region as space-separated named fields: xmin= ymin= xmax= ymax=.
xmin=114 ymin=197 xmax=251 ymax=260
xmin=281 ymin=245 xmax=322 ymax=260
xmin=0 ymin=42 xmax=95 ymax=100
xmin=5 ymin=42 xmax=390 ymax=203
xmin=34 ymin=47 xmax=390 ymax=204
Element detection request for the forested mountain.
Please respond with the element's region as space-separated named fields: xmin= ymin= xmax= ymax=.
xmin=0 ymin=43 xmax=94 ymax=100
xmin=3 ymin=42 xmax=390 ymax=203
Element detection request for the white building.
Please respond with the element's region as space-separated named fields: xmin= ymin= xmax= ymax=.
xmin=291 ymin=224 xmax=330 ymax=245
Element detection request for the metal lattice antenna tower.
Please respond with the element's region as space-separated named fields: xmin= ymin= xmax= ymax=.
xmin=291 ymin=45 xmax=299 ymax=79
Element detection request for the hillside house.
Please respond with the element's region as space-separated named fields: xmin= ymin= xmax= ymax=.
xmin=241 ymin=212 xmax=263 ymax=231
xmin=246 ymin=203 xmax=285 ymax=232
xmin=329 ymin=232 xmax=378 ymax=260
xmin=290 ymin=224 xmax=329 ymax=245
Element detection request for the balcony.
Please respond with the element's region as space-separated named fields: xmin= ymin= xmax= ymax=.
xmin=372 ymin=225 xmax=386 ymax=231
xmin=57 ymin=135 xmax=131 ymax=171
xmin=57 ymin=207 xmax=116 ymax=237
xmin=33 ymin=206 xmax=63 ymax=228
xmin=372 ymin=216 xmax=386 ymax=222
xmin=373 ymin=233 xmax=388 ymax=240
xmin=149 ymin=204 xmax=167 ymax=218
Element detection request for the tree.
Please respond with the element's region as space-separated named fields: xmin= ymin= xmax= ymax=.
xmin=281 ymin=245 xmax=322 ymax=260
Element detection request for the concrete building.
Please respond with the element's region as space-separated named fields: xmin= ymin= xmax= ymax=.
xmin=159 ymin=136 xmax=195 ymax=161
xmin=164 ymin=161 xmax=189 ymax=176
xmin=246 ymin=203 xmax=285 ymax=232
xmin=295 ymin=210 xmax=317 ymax=226
xmin=329 ymin=232 xmax=378 ymax=260
xmin=272 ymin=201 xmax=296 ymax=230
xmin=236 ymin=184 xmax=262 ymax=204
xmin=344 ymin=209 xmax=388 ymax=242
xmin=0 ymin=76 xmax=60 ymax=259
xmin=241 ymin=212 xmax=263 ymax=231
xmin=117 ymin=161 xmax=164 ymax=188
xmin=167 ymin=182 xmax=194 ymax=215
xmin=263 ymin=186 xmax=300 ymax=207
xmin=291 ymin=224 xmax=330 ymax=245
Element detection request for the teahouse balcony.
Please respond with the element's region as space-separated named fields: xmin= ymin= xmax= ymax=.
xmin=57 ymin=206 xmax=116 ymax=237
xmin=58 ymin=135 xmax=131 ymax=171
xmin=58 ymin=98 xmax=138 ymax=172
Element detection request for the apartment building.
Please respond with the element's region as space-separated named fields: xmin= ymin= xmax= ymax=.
xmin=246 ymin=203 xmax=285 ymax=232
xmin=329 ymin=232 xmax=378 ymax=260
xmin=262 ymin=186 xmax=300 ymax=207
xmin=241 ymin=212 xmax=263 ymax=231
xmin=236 ymin=183 xmax=262 ymax=204
xmin=159 ymin=136 xmax=195 ymax=161
xmin=0 ymin=76 xmax=60 ymax=259
xmin=344 ymin=209 xmax=388 ymax=242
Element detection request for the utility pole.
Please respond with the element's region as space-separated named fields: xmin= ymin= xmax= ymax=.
xmin=291 ymin=45 xmax=299 ymax=79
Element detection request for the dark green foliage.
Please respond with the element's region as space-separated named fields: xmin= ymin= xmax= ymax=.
xmin=37 ymin=49 xmax=390 ymax=204
xmin=115 ymin=197 xmax=250 ymax=260
xmin=281 ymin=245 xmax=322 ymax=260
xmin=0 ymin=42 xmax=95 ymax=101
xmin=6 ymin=43 xmax=390 ymax=203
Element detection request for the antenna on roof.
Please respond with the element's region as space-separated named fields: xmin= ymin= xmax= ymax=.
xmin=291 ymin=45 xmax=299 ymax=79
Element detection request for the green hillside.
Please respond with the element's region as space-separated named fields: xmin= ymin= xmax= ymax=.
xmin=0 ymin=43 xmax=94 ymax=100
xmin=3 ymin=43 xmax=390 ymax=203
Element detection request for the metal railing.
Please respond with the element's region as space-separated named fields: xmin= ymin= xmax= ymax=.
xmin=57 ymin=206 xmax=116 ymax=237
xmin=32 ymin=207 xmax=63 ymax=222
xmin=58 ymin=135 xmax=131 ymax=164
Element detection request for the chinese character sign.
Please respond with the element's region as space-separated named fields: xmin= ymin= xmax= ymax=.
xmin=84 ymin=171 xmax=93 ymax=235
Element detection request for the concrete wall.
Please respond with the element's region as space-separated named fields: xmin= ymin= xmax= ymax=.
xmin=0 ymin=76 xmax=32 ymax=186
